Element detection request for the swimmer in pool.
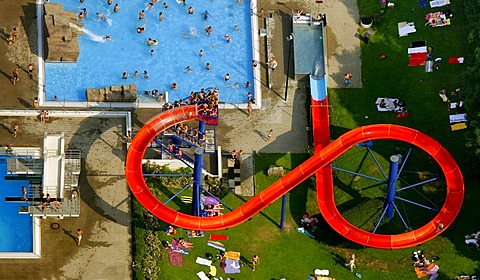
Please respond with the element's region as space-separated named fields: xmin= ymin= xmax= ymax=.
xmin=228 ymin=82 xmax=239 ymax=88
xmin=184 ymin=66 xmax=194 ymax=72
xmin=188 ymin=6 xmax=194 ymax=14
xmin=137 ymin=24 xmax=146 ymax=33
xmin=205 ymin=26 xmax=213 ymax=36
xmin=159 ymin=12 xmax=164 ymax=21
xmin=96 ymin=12 xmax=108 ymax=22
xmin=202 ymin=10 xmax=210 ymax=22
xmin=206 ymin=63 xmax=210 ymax=71
xmin=147 ymin=38 xmax=158 ymax=45
xmin=103 ymin=34 xmax=111 ymax=40
xmin=224 ymin=34 xmax=232 ymax=42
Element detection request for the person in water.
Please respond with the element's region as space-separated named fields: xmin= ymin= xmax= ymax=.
xmin=202 ymin=10 xmax=210 ymax=22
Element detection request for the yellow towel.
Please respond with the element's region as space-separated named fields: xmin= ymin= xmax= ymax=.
xmin=451 ymin=123 xmax=467 ymax=131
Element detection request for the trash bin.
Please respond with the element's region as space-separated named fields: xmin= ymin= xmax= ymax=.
xmin=360 ymin=17 xmax=373 ymax=29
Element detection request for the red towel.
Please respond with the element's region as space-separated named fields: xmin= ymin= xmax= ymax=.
xmin=408 ymin=52 xmax=427 ymax=66
xmin=448 ymin=57 xmax=464 ymax=64
xmin=210 ymin=234 xmax=229 ymax=240
xmin=169 ymin=249 xmax=183 ymax=267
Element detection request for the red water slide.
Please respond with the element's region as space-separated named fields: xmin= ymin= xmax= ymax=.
xmin=125 ymin=105 xmax=464 ymax=249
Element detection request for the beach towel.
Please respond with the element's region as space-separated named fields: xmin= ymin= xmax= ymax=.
xmin=209 ymin=266 xmax=217 ymax=277
xmin=430 ymin=0 xmax=449 ymax=8
xmin=425 ymin=60 xmax=433 ymax=72
xmin=451 ymin=123 xmax=467 ymax=131
xmin=375 ymin=97 xmax=398 ymax=111
xmin=408 ymin=46 xmax=428 ymax=54
xmin=398 ymin=22 xmax=416 ymax=37
xmin=188 ymin=231 xmax=205 ymax=238
xmin=196 ymin=257 xmax=212 ymax=266
xmin=419 ymin=0 xmax=429 ymax=8
xmin=207 ymin=240 xmax=225 ymax=251
xmin=449 ymin=113 xmax=467 ymax=124
xmin=414 ymin=263 xmax=435 ymax=278
xmin=224 ymin=258 xmax=241 ymax=274
xmin=169 ymin=249 xmax=183 ymax=267
xmin=297 ymin=227 xmax=315 ymax=238
xmin=210 ymin=234 xmax=229 ymax=241
xmin=224 ymin=251 xmax=241 ymax=261
xmin=409 ymin=52 xmax=427 ymax=66
xmin=196 ymin=271 xmax=209 ymax=280
xmin=448 ymin=57 xmax=464 ymax=64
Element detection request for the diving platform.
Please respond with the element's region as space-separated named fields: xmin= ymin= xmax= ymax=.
xmin=42 ymin=133 xmax=65 ymax=198
xmin=2 ymin=134 xmax=82 ymax=218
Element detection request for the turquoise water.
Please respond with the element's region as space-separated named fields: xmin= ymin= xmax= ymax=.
xmin=0 ymin=158 xmax=33 ymax=252
xmin=45 ymin=0 xmax=254 ymax=103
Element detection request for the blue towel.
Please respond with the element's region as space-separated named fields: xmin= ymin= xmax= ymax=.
xmin=419 ymin=0 xmax=428 ymax=8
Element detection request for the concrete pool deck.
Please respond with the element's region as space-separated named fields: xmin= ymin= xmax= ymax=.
xmin=0 ymin=0 xmax=361 ymax=279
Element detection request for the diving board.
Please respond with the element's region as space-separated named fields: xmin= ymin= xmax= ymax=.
xmin=42 ymin=134 xmax=65 ymax=199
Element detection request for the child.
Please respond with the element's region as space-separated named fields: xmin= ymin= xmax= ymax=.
xmin=345 ymin=254 xmax=356 ymax=272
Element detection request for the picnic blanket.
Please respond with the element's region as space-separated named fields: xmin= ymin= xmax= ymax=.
xmin=398 ymin=22 xmax=416 ymax=37
xmin=449 ymin=113 xmax=467 ymax=124
xmin=448 ymin=56 xmax=464 ymax=64
xmin=207 ymin=240 xmax=225 ymax=251
xmin=224 ymin=258 xmax=241 ymax=274
xmin=169 ymin=249 xmax=183 ymax=267
xmin=196 ymin=257 xmax=212 ymax=266
xmin=210 ymin=234 xmax=229 ymax=241
xmin=409 ymin=52 xmax=428 ymax=66
xmin=375 ymin=97 xmax=398 ymax=111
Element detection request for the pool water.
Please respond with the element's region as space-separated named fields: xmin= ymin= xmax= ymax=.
xmin=0 ymin=158 xmax=33 ymax=252
xmin=45 ymin=0 xmax=254 ymax=104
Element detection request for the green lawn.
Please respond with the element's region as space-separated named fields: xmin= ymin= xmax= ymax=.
xmin=132 ymin=0 xmax=480 ymax=279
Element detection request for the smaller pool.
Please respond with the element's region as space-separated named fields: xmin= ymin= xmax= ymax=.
xmin=0 ymin=158 xmax=33 ymax=253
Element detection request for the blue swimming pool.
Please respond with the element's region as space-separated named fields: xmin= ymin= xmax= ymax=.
xmin=45 ymin=0 xmax=255 ymax=104
xmin=0 ymin=158 xmax=33 ymax=253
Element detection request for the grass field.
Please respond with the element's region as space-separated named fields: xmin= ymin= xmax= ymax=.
xmin=132 ymin=0 xmax=480 ymax=279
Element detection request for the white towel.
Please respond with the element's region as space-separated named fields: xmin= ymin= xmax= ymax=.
xmin=196 ymin=257 xmax=212 ymax=266
xmin=449 ymin=113 xmax=467 ymax=124
xmin=197 ymin=271 xmax=209 ymax=280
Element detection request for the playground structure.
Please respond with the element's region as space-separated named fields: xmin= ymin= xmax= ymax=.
xmin=125 ymin=14 xmax=464 ymax=249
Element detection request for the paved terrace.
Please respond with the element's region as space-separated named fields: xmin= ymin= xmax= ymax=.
xmin=0 ymin=0 xmax=360 ymax=278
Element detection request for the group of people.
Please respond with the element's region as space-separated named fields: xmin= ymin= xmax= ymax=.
xmin=464 ymin=230 xmax=480 ymax=250
xmin=439 ymin=87 xmax=464 ymax=112
xmin=167 ymin=123 xmax=206 ymax=145
xmin=412 ymin=250 xmax=440 ymax=280
xmin=40 ymin=109 xmax=50 ymax=122
xmin=231 ymin=149 xmax=244 ymax=162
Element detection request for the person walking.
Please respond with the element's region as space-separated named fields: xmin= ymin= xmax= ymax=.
xmin=13 ymin=124 xmax=19 ymax=137
xmin=345 ymin=254 xmax=356 ymax=272
xmin=12 ymin=68 xmax=20 ymax=85
xmin=247 ymin=100 xmax=253 ymax=117
xmin=266 ymin=129 xmax=273 ymax=142
xmin=76 ymin=228 xmax=84 ymax=246
xmin=343 ymin=72 xmax=352 ymax=88
xmin=252 ymin=255 xmax=260 ymax=271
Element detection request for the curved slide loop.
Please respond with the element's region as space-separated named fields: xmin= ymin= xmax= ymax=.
xmin=125 ymin=105 xmax=464 ymax=249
